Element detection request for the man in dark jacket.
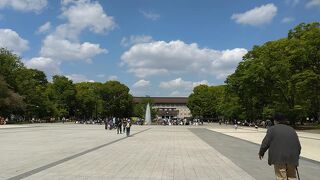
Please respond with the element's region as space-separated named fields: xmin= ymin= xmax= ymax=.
xmin=117 ymin=118 xmax=122 ymax=134
xmin=259 ymin=113 xmax=301 ymax=180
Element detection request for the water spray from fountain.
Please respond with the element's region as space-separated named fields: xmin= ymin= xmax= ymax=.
xmin=145 ymin=103 xmax=151 ymax=125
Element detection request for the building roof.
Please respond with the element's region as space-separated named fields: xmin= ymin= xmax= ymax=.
xmin=133 ymin=97 xmax=188 ymax=104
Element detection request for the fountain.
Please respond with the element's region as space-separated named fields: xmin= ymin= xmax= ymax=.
xmin=145 ymin=103 xmax=151 ymax=125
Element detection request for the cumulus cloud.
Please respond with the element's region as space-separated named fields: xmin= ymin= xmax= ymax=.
xmin=24 ymin=57 xmax=60 ymax=76
xmin=37 ymin=0 xmax=112 ymax=65
xmin=0 ymin=0 xmax=47 ymax=12
xmin=40 ymin=35 xmax=107 ymax=62
xmin=231 ymin=3 xmax=277 ymax=26
xmin=121 ymin=40 xmax=247 ymax=80
xmin=282 ymin=17 xmax=295 ymax=23
xmin=159 ymin=78 xmax=208 ymax=97
xmin=66 ymin=74 xmax=94 ymax=83
xmin=306 ymin=0 xmax=320 ymax=8
xmin=140 ymin=10 xmax=160 ymax=20
xmin=132 ymin=79 xmax=150 ymax=88
xmin=121 ymin=35 xmax=153 ymax=47
xmin=159 ymin=78 xmax=208 ymax=90
xmin=169 ymin=90 xmax=189 ymax=97
xmin=27 ymin=0 xmax=113 ymax=79
xmin=37 ymin=22 xmax=51 ymax=34
xmin=0 ymin=28 xmax=28 ymax=54
xmin=58 ymin=0 xmax=116 ymax=39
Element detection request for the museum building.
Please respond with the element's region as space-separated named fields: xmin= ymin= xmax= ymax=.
xmin=133 ymin=97 xmax=191 ymax=119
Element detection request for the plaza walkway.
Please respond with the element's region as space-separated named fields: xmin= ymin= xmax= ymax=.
xmin=207 ymin=123 xmax=320 ymax=162
xmin=0 ymin=124 xmax=319 ymax=180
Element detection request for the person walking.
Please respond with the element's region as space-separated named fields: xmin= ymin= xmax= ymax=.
xmin=126 ymin=119 xmax=132 ymax=137
xmin=104 ymin=118 xmax=108 ymax=130
xmin=123 ymin=118 xmax=127 ymax=133
xmin=117 ymin=118 xmax=122 ymax=134
xmin=259 ymin=113 xmax=301 ymax=180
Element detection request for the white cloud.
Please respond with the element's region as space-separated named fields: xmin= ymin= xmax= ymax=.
xmin=306 ymin=0 xmax=320 ymax=8
xmin=121 ymin=40 xmax=247 ymax=80
xmin=282 ymin=17 xmax=295 ymax=23
xmin=159 ymin=78 xmax=208 ymax=90
xmin=0 ymin=0 xmax=47 ymax=12
xmin=132 ymin=79 xmax=150 ymax=88
xmin=37 ymin=22 xmax=51 ymax=34
xmin=35 ymin=0 xmax=112 ymax=70
xmin=160 ymin=78 xmax=191 ymax=89
xmin=192 ymin=80 xmax=209 ymax=88
xmin=66 ymin=74 xmax=94 ymax=83
xmin=121 ymin=35 xmax=153 ymax=47
xmin=128 ymin=68 xmax=169 ymax=78
xmin=140 ymin=10 xmax=160 ymax=21
xmin=169 ymin=91 xmax=189 ymax=97
xmin=59 ymin=0 xmax=116 ymax=39
xmin=40 ymin=35 xmax=107 ymax=62
xmin=160 ymin=78 xmax=208 ymax=97
xmin=231 ymin=3 xmax=277 ymax=26
xmin=24 ymin=57 xmax=60 ymax=76
xmin=0 ymin=28 xmax=28 ymax=54
xmin=211 ymin=48 xmax=248 ymax=79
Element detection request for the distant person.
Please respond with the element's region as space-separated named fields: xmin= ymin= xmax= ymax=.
xmin=117 ymin=118 xmax=122 ymax=134
xmin=266 ymin=119 xmax=272 ymax=129
xmin=123 ymin=118 xmax=127 ymax=133
xmin=104 ymin=118 xmax=108 ymax=130
xmin=62 ymin=117 xmax=65 ymax=124
xmin=259 ymin=113 xmax=301 ymax=180
xmin=126 ymin=119 xmax=132 ymax=137
xmin=108 ymin=119 xmax=113 ymax=130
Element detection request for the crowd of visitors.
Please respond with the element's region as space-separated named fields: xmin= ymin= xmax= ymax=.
xmin=0 ymin=116 xmax=8 ymax=125
xmin=104 ymin=117 xmax=132 ymax=137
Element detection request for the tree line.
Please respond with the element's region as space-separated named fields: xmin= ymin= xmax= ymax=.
xmin=0 ymin=48 xmax=135 ymax=123
xmin=188 ymin=22 xmax=320 ymax=125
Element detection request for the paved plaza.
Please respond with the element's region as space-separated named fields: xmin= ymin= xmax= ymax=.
xmin=0 ymin=124 xmax=319 ymax=180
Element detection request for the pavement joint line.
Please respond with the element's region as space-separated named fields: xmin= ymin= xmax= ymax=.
xmin=6 ymin=127 xmax=151 ymax=180
xmin=203 ymin=128 xmax=320 ymax=166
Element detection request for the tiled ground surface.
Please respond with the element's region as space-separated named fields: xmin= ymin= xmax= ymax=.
xmin=1 ymin=124 xmax=253 ymax=180
xmin=1 ymin=123 xmax=319 ymax=180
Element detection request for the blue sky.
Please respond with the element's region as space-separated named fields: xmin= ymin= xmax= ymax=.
xmin=0 ymin=0 xmax=319 ymax=96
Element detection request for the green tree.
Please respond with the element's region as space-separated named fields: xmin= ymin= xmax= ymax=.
xmin=188 ymin=85 xmax=224 ymax=119
xmin=100 ymin=81 xmax=133 ymax=118
xmin=225 ymin=22 xmax=320 ymax=124
xmin=0 ymin=75 xmax=25 ymax=116
xmin=75 ymin=82 xmax=100 ymax=119
xmin=0 ymin=48 xmax=24 ymax=91
xmin=15 ymin=68 xmax=49 ymax=119
xmin=46 ymin=75 xmax=76 ymax=118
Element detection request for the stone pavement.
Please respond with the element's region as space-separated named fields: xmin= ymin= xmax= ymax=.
xmin=191 ymin=128 xmax=320 ymax=180
xmin=0 ymin=124 xmax=319 ymax=180
xmin=207 ymin=123 xmax=320 ymax=162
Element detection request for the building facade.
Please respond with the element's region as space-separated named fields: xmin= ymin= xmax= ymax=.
xmin=133 ymin=97 xmax=191 ymax=119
